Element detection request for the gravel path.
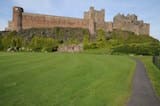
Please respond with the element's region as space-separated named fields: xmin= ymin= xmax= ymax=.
xmin=127 ymin=59 xmax=160 ymax=106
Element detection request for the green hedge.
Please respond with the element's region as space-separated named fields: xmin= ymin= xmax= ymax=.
xmin=0 ymin=32 xmax=59 ymax=52
xmin=112 ymin=43 xmax=160 ymax=55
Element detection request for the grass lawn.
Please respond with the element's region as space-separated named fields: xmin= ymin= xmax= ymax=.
xmin=138 ymin=56 xmax=160 ymax=97
xmin=0 ymin=53 xmax=135 ymax=106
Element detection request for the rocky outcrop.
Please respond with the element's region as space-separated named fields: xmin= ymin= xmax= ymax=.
xmin=58 ymin=44 xmax=83 ymax=52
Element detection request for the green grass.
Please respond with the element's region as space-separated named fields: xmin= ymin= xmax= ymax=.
xmin=0 ymin=53 xmax=135 ymax=106
xmin=138 ymin=56 xmax=160 ymax=97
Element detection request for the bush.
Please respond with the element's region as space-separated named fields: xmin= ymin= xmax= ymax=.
xmin=96 ymin=29 xmax=106 ymax=48
xmin=84 ymin=43 xmax=98 ymax=49
xmin=1 ymin=32 xmax=23 ymax=51
xmin=112 ymin=43 xmax=160 ymax=55
xmin=88 ymin=43 xmax=98 ymax=49
xmin=43 ymin=38 xmax=58 ymax=52
xmin=83 ymin=29 xmax=107 ymax=50
xmin=30 ymin=36 xmax=58 ymax=52
xmin=83 ymin=34 xmax=90 ymax=49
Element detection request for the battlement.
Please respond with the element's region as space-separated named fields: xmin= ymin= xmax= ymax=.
xmin=114 ymin=14 xmax=138 ymax=22
xmin=6 ymin=6 xmax=150 ymax=36
xmin=84 ymin=7 xmax=105 ymax=23
xmin=113 ymin=13 xmax=150 ymax=35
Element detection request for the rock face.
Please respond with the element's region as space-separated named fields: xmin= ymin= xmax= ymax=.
xmin=58 ymin=44 xmax=83 ymax=52
xmin=6 ymin=6 xmax=150 ymax=36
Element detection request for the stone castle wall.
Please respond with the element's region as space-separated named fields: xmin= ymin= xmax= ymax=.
xmin=113 ymin=14 xmax=150 ymax=35
xmin=6 ymin=6 xmax=150 ymax=36
xmin=22 ymin=13 xmax=88 ymax=29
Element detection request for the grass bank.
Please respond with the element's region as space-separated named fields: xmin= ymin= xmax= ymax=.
xmin=138 ymin=56 xmax=160 ymax=97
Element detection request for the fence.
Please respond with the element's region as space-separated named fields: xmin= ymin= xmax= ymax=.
xmin=153 ymin=56 xmax=160 ymax=69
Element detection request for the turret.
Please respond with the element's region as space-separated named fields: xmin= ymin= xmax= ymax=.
xmin=101 ymin=9 xmax=105 ymax=22
xmin=13 ymin=6 xmax=23 ymax=31
xmin=88 ymin=7 xmax=96 ymax=36
xmin=89 ymin=6 xmax=95 ymax=20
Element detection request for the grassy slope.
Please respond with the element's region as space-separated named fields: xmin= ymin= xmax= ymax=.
xmin=138 ymin=56 xmax=160 ymax=97
xmin=0 ymin=53 xmax=135 ymax=106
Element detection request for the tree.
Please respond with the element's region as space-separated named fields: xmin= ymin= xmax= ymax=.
xmin=43 ymin=38 xmax=58 ymax=52
xmin=96 ymin=29 xmax=106 ymax=47
xmin=83 ymin=34 xmax=89 ymax=49
xmin=30 ymin=36 xmax=43 ymax=52
xmin=1 ymin=32 xmax=23 ymax=51
xmin=30 ymin=36 xmax=58 ymax=52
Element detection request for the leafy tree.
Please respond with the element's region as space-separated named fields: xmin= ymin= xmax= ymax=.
xmin=112 ymin=43 xmax=160 ymax=55
xmin=96 ymin=29 xmax=106 ymax=47
xmin=30 ymin=36 xmax=58 ymax=52
xmin=30 ymin=36 xmax=42 ymax=52
xmin=1 ymin=32 xmax=23 ymax=51
xmin=67 ymin=38 xmax=79 ymax=44
xmin=97 ymin=29 xmax=105 ymax=41
xmin=83 ymin=34 xmax=89 ymax=49
xmin=43 ymin=38 xmax=58 ymax=52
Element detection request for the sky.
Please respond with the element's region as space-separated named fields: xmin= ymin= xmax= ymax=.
xmin=0 ymin=0 xmax=159 ymax=40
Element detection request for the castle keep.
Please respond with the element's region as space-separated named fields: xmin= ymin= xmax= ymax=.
xmin=6 ymin=6 xmax=150 ymax=35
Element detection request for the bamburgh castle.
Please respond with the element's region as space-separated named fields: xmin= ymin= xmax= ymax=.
xmin=6 ymin=6 xmax=150 ymax=35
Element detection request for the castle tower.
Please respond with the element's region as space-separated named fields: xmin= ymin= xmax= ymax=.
xmin=85 ymin=7 xmax=106 ymax=37
xmin=88 ymin=7 xmax=96 ymax=36
xmin=13 ymin=6 xmax=23 ymax=31
xmin=100 ymin=9 xmax=105 ymax=23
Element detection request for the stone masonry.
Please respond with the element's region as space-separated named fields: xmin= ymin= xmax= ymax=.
xmin=6 ymin=6 xmax=150 ymax=36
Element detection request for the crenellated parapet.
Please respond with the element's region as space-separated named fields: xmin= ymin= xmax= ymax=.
xmin=113 ymin=13 xmax=150 ymax=35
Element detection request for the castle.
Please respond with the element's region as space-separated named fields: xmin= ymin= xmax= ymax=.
xmin=6 ymin=6 xmax=150 ymax=36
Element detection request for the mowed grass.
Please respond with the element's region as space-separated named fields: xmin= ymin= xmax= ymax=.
xmin=138 ymin=56 xmax=160 ymax=97
xmin=0 ymin=53 xmax=135 ymax=106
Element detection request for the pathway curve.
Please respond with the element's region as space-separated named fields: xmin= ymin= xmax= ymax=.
xmin=127 ymin=59 xmax=160 ymax=106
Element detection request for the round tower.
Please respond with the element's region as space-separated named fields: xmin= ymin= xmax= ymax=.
xmin=13 ymin=6 xmax=23 ymax=31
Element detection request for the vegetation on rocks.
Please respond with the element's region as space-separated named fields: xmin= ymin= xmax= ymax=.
xmin=83 ymin=30 xmax=160 ymax=55
xmin=30 ymin=36 xmax=58 ymax=52
xmin=0 ymin=31 xmax=59 ymax=52
xmin=0 ymin=28 xmax=159 ymax=55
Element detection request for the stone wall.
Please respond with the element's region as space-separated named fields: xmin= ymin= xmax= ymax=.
xmin=58 ymin=44 xmax=83 ymax=52
xmin=113 ymin=14 xmax=150 ymax=35
xmin=22 ymin=13 xmax=88 ymax=29
xmin=6 ymin=6 xmax=150 ymax=36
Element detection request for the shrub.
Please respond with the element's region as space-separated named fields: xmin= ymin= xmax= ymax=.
xmin=96 ymin=29 xmax=106 ymax=48
xmin=88 ymin=43 xmax=98 ymax=49
xmin=1 ymin=32 xmax=23 ymax=51
xmin=112 ymin=43 xmax=160 ymax=55
xmin=30 ymin=36 xmax=58 ymax=52
xmin=43 ymin=38 xmax=58 ymax=52
xmin=83 ymin=34 xmax=90 ymax=49
xmin=30 ymin=36 xmax=43 ymax=52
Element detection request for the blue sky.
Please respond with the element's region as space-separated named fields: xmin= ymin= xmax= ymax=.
xmin=0 ymin=0 xmax=159 ymax=40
